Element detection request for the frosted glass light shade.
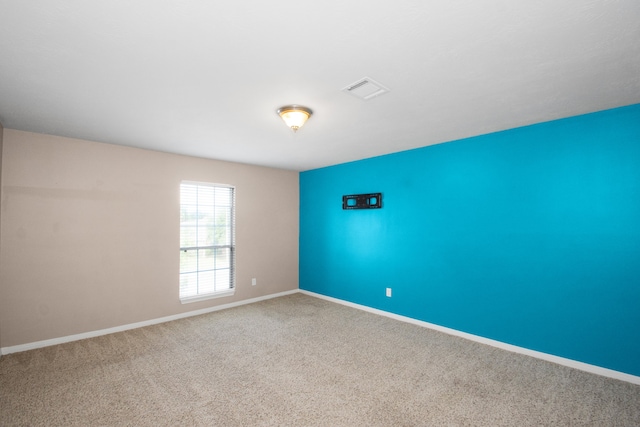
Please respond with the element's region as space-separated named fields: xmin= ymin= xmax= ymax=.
xmin=277 ymin=105 xmax=312 ymax=133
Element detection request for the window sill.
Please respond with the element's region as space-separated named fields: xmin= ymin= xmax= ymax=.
xmin=180 ymin=289 xmax=235 ymax=304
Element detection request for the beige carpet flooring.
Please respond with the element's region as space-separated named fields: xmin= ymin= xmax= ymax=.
xmin=1 ymin=293 xmax=639 ymax=426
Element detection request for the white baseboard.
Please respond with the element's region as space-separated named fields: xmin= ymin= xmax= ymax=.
xmin=0 ymin=289 xmax=298 ymax=356
xmin=299 ymin=289 xmax=640 ymax=386
xmin=4 ymin=288 xmax=639 ymax=386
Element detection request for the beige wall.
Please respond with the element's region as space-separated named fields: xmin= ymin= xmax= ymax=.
xmin=0 ymin=129 xmax=299 ymax=348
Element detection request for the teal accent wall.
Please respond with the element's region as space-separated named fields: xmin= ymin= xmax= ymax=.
xmin=300 ymin=104 xmax=640 ymax=376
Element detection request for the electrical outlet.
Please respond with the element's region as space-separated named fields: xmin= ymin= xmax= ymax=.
xmin=386 ymin=288 xmax=392 ymax=297
xmin=252 ymin=278 xmax=257 ymax=286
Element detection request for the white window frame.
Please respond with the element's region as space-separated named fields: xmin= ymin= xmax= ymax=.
xmin=179 ymin=181 xmax=235 ymax=303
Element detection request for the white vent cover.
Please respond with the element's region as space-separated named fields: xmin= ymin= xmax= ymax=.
xmin=341 ymin=77 xmax=389 ymax=100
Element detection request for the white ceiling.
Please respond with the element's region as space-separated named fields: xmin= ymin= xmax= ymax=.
xmin=1 ymin=1 xmax=639 ymax=171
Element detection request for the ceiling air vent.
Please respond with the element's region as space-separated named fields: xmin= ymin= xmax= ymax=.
xmin=341 ymin=77 xmax=389 ymax=100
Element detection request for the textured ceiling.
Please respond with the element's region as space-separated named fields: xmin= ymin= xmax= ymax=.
xmin=1 ymin=1 xmax=639 ymax=171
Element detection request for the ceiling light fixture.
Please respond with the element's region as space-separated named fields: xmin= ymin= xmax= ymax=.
xmin=277 ymin=105 xmax=312 ymax=133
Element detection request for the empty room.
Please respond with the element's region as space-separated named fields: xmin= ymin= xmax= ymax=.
xmin=1 ymin=1 xmax=639 ymax=425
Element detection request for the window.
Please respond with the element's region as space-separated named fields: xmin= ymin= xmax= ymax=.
xmin=179 ymin=182 xmax=235 ymax=302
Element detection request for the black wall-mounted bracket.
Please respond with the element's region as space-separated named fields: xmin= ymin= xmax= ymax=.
xmin=342 ymin=193 xmax=382 ymax=210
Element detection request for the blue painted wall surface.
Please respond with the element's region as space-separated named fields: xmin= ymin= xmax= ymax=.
xmin=300 ymin=104 xmax=640 ymax=376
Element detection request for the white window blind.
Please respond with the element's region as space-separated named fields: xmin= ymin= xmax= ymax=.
xmin=179 ymin=182 xmax=235 ymax=302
